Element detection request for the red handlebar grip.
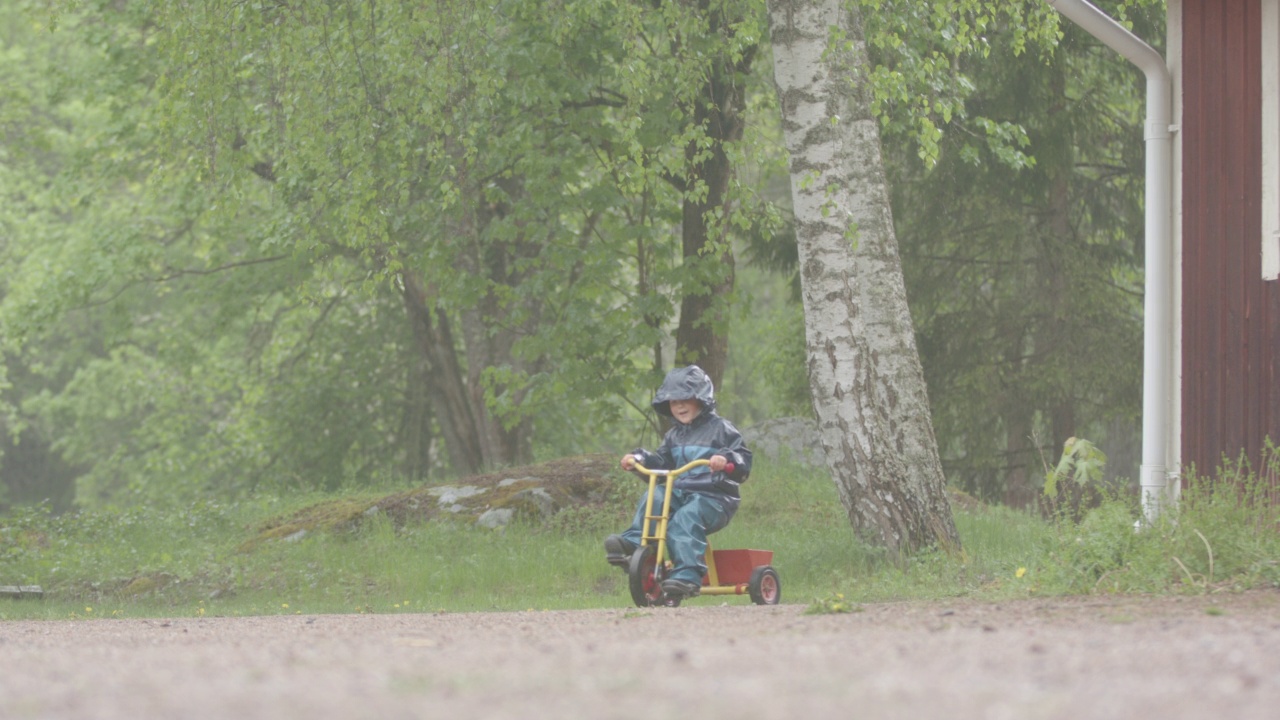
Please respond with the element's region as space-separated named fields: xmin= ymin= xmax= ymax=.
xmin=723 ymin=462 xmax=735 ymax=474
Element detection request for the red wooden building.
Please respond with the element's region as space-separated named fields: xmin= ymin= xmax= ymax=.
xmin=1174 ymin=0 xmax=1280 ymax=482
xmin=1053 ymin=0 xmax=1279 ymax=513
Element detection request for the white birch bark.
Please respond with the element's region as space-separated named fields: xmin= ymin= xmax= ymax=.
xmin=767 ymin=0 xmax=959 ymax=557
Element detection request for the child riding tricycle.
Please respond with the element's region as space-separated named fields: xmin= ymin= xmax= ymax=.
xmin=621 ymin=458 xmax=781 ymax=607
xmin=603 ymin=365 xmax=781 ymax=607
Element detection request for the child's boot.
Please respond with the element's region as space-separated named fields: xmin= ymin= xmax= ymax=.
xmin=604 ymin=534 xmax=637 ymax=568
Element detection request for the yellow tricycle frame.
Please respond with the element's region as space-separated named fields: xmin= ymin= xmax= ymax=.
xmin=629 ymin=458 xmax=780 ymax=607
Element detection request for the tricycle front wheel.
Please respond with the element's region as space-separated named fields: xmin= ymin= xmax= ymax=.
xmin=748 ymin=565 xmax=781 ymax=605
xmin=628 ymin=546 xmax=681 ymax=608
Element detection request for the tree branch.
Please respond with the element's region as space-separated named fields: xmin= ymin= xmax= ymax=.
xmin=78 ymin=255 xmax=291 ymax=311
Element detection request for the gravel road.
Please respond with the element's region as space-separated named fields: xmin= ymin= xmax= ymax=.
xmin=3 ymin=591 xmax=1278 ymax=719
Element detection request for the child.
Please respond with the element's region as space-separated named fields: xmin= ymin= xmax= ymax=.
xmin=604 ymin=365 xmax=752 ymax=599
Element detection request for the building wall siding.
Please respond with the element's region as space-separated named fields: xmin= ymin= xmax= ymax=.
xmin=1181 ymin=0 xmax=1279 ymax=478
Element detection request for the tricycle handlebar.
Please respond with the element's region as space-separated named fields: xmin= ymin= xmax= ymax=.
xmin=630 ymin=458 xmax=734 ymax=476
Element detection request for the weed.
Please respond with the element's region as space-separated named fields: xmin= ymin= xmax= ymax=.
xmin=804 ymin=592 xmax=860 ymax=615
xmin=1033 ymin=441 xmax=1280 ymax=596
xmin=1043 ymin=437 xmax=1108 ymax=522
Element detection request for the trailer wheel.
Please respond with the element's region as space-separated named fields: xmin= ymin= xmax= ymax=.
xmin=748 ymin=565 xmax=781 ymax=605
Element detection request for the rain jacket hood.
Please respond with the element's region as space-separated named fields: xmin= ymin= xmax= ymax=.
xmin=629 ymin=364 xmax=751 ymax=515
xmin=652 ymin=365 xmax=717 ymax=418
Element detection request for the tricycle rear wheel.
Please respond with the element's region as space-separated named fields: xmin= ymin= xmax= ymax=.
xmin=628 ymin=546 xmax=681 ymax=608
xmin=748 ymin=565 xmax=781 ymax=605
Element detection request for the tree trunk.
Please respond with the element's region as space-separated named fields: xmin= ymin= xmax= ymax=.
xmin=1002 ymin=325 xmax=1036 ymax=509
xmin=767 ymin=0 xmax=959 ymax=558
xmin=1042 ymin=81 xmax=1077 ymax=470
xmin=675 ymin=161 xmax=735 ymax=389
xmin=458 ymin=177 xmax=538 ymax=467
xmin=400 ymin=271 xmax=486 ymax=476
xmin=456 ymin=304 xmax=534 ymax=467
xmin=1003 ymin=409 xmax=1037 ymax=509
xmin=397 ymin=344 xmax=436 ymax=482
xmin=675 ymin=121 xmax=736 ymax=388
xmin=673 ymin=6 xmax=755 ymax=391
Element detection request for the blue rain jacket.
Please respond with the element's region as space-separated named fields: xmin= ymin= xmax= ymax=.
xmin=629 ymin=366 xmax=752 ymax=515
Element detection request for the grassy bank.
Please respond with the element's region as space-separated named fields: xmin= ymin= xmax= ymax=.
xmin=2 ymin=457 xmax=1278 ymax=620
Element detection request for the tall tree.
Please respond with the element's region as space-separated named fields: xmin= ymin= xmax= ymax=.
xmin=144 ymin=0 xmax=784 ymax=468
xmin=767 ymin=0 xmax=958 ymax=556
xmin=2 ymin=0 xmax=792 ymax=506
xmin=122 ymin=0 xmax=668 ymax=474
xmin=669 ymin=1 xmax=761 ymax=390
xmin=884 ymin=1 xmax=1154 ymax=505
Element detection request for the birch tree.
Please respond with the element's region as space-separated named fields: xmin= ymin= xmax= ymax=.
xmin=767 ymin=0 xmax=959 ymax=556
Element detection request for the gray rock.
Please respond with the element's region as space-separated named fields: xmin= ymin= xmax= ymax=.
xmin=509 ymin=487 xmax=557 ymax=519
xmin=428 ymin=485 xmax=488 ymax=507
xmin=476 ymin=508 xmax=515 ymax=529
xmin=498 ymin=476 xmax=541 ymax=487
xmin=743 ymin=417 xmax=825 ymax=467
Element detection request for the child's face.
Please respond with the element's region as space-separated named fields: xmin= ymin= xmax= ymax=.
xmin=669 ymin=398 xmax=702 ymax=425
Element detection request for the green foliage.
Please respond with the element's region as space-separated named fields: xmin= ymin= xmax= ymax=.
xmin=0 ymin=458 xmax=848 ymax=614
xmin=804 ymin=592 xmax=860 ymax=615
xmin=889 ymin=0 xmax=1157 ymax=502
xmin=1042 ymin=436 xmax=1109 ymax=522
xmin=1035 ymin=447 xmax=1280 ymax=594
xmin=2 ymin=0 xmax=803 ymax=507
xmin=535 ymin=480 xmax=634 ymax=538
xmin=0 ymin=0 xmax=1177 ymax=531
xmin=0 ymin=498 xmax=238 ymax=599
xmin=720 ymin=264 xmax=812 ymax=426
xmin=3 ymin=454 xmax=1278 ymax=620
xmin=1045 ymin=437 xmax=1108 ymax=499
xmin=1039 ymin=500 xmax=1157 ymax=592
xmin=862 ymin=0 xmax=1063 ymax=167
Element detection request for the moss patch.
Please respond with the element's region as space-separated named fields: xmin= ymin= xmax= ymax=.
xmin=116 ymin=572 xmax=179 ymax=597
xmin=239 ymin=498 xmax=381 ymax=552
xmin=240 ymin=454 xmax=623 ymax=551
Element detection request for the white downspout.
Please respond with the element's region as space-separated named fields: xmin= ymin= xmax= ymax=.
xmin=1045 ymin=0 xmax=1176 ymax=523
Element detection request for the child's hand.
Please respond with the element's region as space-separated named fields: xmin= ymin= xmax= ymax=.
xmin=708 ymin=454 xmax=728 ymax=472
xmin=620 ymin=454 xmax=638 ymax=471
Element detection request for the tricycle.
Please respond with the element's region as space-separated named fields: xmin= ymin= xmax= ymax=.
xmin=625 ymin=458 xmax=781 ymax=607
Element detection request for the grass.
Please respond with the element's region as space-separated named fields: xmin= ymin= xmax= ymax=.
xmin=2 ymin=456 xmax=1278 ymax=620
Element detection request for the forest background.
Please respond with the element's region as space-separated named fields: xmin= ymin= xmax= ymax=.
xmin=0 ymin=0 xmax=1160 ymax=514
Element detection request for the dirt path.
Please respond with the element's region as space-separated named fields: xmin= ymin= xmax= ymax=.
xmin=3 ymin=591 xmax=1278 ymax=719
